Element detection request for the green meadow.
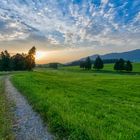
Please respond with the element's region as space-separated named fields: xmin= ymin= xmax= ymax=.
xmin=11 ymin=63 xmax=140 ymax=140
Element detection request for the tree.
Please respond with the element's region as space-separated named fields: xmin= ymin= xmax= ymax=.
xmin=125 ymin=61 xmax=133 ymax=72
xmin=0 ymin=47 xmax=37 ymax=71
xmin=114 ymin=58 xmax=125 ymax=71
xmin=26 ymin=46 xmax=36 ymax=71
xmin=118 ymin=58 xmax=125 ymax=70
xmin=85 ymin=57 xmax=92 ymax=70
xmin=11 ymin=53 xmax=26 ymax=71
xmin=114 ymin=60 xmax=119 ymax=71
xmin=80 ymin=61 xmax=85 ymax=69
xmin=93 ymin=56 xmax=104 ymax=70
xmin=0 ymin=50 xmax=11 ymax=71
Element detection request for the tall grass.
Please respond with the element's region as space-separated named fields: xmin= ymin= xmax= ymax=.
xmin=0 ymin=77 xmax=14 ymax=139
xmin=12 ymin=70 xmax=140 ymax=140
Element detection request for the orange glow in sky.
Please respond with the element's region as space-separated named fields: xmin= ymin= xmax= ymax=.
xmin=35 ymin=51 xmax=48 ymax=61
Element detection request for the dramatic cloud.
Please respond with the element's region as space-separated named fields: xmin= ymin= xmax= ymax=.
xmin=0 ymin=0 xmax=140 ymax=49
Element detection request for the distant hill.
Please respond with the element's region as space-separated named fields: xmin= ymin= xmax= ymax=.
xmin=90 ymin=49 xmax=140 ymax=62
xmin=88 ymin=49 xmax=140 ymax=62
xmin=66 ymin=49 xmax=140 ymax=66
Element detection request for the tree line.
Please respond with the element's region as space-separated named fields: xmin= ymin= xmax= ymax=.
xmin=66 ymin=58 xmax=118 ymax=67
xmin=0 ymin=47 xmax=36 ymax=71
xmin=80 ymin=56 xmax=133 ymax=72
xmin=114 ymin=58 xmax=132 ymax=71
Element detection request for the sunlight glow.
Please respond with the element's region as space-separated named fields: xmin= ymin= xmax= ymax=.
xmin=35 ymin=51 xmax=47 ymax=60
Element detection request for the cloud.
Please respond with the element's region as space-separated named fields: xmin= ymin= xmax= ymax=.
xmin=48 ymin=35 xmax=60 ymax=45
xmin=0 ymin=0 xmax=139 ymax=50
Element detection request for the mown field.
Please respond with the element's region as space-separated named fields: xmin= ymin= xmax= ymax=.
xmin=11 ymin=63 xmax=140 ymax=140
xmin=0 ymin=77 xmax=14 ymax=140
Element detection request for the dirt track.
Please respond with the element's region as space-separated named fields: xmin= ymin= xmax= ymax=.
xmin=5 ymin=76 xmax=53 ymax=140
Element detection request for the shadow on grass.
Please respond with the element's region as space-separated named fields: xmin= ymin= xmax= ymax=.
xmin=62 ymin=68 xmax=140 ymax=75
xmin=91 ymin=69 xmax=140 ymax=75
xmin=1 ymin=68 xmax=139 ymax=76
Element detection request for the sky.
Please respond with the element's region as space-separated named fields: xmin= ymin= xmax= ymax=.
xmin=0 ymin=0 xmax=140 ymax=64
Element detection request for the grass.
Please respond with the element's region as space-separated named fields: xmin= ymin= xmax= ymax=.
xmin=0 ymin=77 xmax=14 ymax=140
xmin=11 ymin=67 xmax=140 ymax=140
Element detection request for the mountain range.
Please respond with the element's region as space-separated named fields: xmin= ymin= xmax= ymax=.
xmin=82 ymin=49 xmax=140 ymax=62
xmin=66 ymin=49 xmax=140 ymax=66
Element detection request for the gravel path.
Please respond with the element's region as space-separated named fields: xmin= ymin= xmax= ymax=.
xmin=5 ymin=76 xmax=54 ymax=140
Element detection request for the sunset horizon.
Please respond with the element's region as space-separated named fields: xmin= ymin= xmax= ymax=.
xmin=0 ymin=1 xmax=140 ymax=139
xmin=0 ymin=0 xmax=140 ymax=64
xmin=0 ymin=47 xmax=139 ymax=64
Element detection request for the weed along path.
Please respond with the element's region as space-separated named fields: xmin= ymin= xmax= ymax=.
xmin=5 ymin=76 xmax=53 ymax=140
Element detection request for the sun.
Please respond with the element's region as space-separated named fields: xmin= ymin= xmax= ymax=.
xmin=35 ymin=51 xmax=47 ymax=60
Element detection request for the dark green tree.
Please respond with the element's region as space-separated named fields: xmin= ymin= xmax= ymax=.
xmin=93 ymin=56 xmax=104 ymax=70
xmin=0 ymin=50 xmax=11 ymax=71
xmin=118 ymin=58 xmax=125 ymax=70
xmin=80 ymin=61 xmax=85 ymax=69
xmin=11 ymin=53 xmax=26 ymax=71
xmin=26 ymin=46 xmax=36 ymax=71
xmin=125 ymin=61 xmax=133 ymax=72
xmin=114 ymin=58 xmax=126 ymax=71
xmin=85 ymin=57 xmax=92 ymax=70
xmin=114 ymin=60 xmax=120 ymax=71
xmin=0 ymin=47 xmax=37 ymax=71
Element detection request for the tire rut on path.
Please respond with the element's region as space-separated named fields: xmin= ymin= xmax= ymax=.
xmin=5 ymin=76 xmax=54 ymax=140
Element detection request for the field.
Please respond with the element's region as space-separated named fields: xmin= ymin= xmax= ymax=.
xmin=0 ymin=77 xmax=14 ymax=139
xmin=11 ymin=63 xmax=140 ymax=140
xmin=60 ymin=63 xmax=140 ymax=74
